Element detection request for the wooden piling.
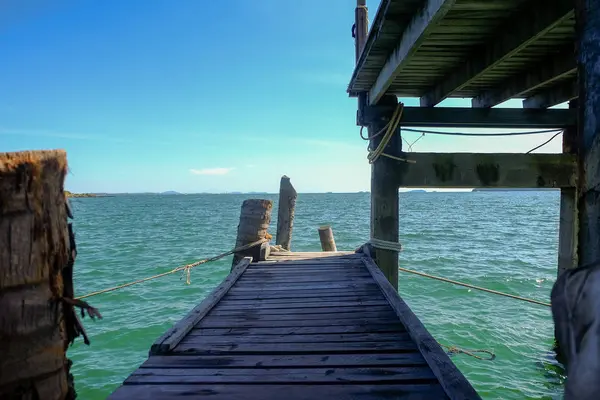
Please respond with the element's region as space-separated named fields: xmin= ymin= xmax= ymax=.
xmin=575 ymin=0 xmax=600 ymax=267
xmin=369 ymin=95 xmax=401 ymax=290
xmin=232 ymin=199 xmax=273 ymax=267
xmin=318 ymin=226 xmax=337 ymax=252
xmin=275 ymin=175 xmax=297 ymax=251
xmin=0 ymin=150 xmax=72 ymax=400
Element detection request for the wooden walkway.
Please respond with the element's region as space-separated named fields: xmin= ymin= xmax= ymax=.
xmin=109 ymin=251 xmax=480 ymax=399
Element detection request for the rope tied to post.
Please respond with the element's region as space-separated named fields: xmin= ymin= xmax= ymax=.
xmin=75 ymin=238 xmax=269 ymax=300
xmin=368 ymin=238 xmax=403 ymax=252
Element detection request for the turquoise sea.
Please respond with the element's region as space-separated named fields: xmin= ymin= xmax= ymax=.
xmin=68 ymin=191 xmax=564 ymax=399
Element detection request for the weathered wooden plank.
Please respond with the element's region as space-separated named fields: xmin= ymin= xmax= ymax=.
xmin=173 ymin=340 xmax=419 ymax=354
xmin=361 ymin=256 xmax=481 ymax=400
xmin=126 ymin=366 xmax=436 ymax=384
xmin=213 ymin=300 xmax=389 ymax=310
xmin=275 ymin=176 xmax=297 ymax=250
xmin=190 ymin=324 xmax=408 ymax=336
xmin=203 ymin=311 xmax=397 ymax=321
xmin=140 ymin=353 xmax=427 ymax=368
xmin=183 ymin=332 xmax=409 ymax=343
xmin=108 ymin=383 xmax=449 ymax=400
xmin=219 ymin=294 xmax=386 ymax=304
xmin=523 ymin=80 xmax=578 ymax=109
xmin=368 ymin=0 xmax=457 ymax=105
xmin=209 ymin=305 xmax=392 ymax=316
xmin=150 ymin=257 xmax=252 ymax=355
xmin=229 ymin=283 xmax=380 ymax=292
xmin=242 ymin=271 xmax=371 ymax=278
xmin=224 ymin=290 xmax=383 ymax=300
xmin=394 ymin=152 xmax=577 ymax=189
xmin=195 ymin=318 xmax=403 ymax=329
xmin=420 ymin=0 xmax=574 ymax=106
xmin=472 ymin=47 xmax=576 ymax=108
xmin=237 ymin=276 xmax=375 ymax=284
xmin=268 ymin=251 xmax=357 ymax=258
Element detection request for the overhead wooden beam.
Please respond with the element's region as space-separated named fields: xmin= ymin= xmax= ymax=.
xmin=472 ymin=48 xmax=576 ymax=108
xmin=361 ymin=106 xmax=576 ymax=128
xmin=420 ymin=0 xmax=574 ymax=107
xmin=368 ymin=0 xmax=456 ymax=106
xmin=394 ymin=152 xmax=577 ymax=188
xmin=523 ymin=80 xmax=578 ymax=109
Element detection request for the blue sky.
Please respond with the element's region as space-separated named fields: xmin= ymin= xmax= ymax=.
xmin=1 ymin=0 xmax=565 ymax=193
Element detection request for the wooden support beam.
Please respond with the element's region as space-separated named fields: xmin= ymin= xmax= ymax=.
xmin=368 ymin=0 xmax=456 ymax=105
xmin=275 ymin=176 xmax=297 ymax=251
xmin=394 ymin=152 xmax=576 ymax=189
xmin=369 ymin=96 xmax=401 ymax=289
xmin=318 ymin=226 xmax=337 ymax=252
xmin=575 ymin=0 xmax=600 ymax=267
xmin=472 ymin=48 xmax=576 ymax=108
xmin=354 ymin=0 xmax=368 ymax=63
xmin=523 ymin=80 xmax=578 ymax=109
xmin=362 ymin=106 xmax=576 ymax=128
xmin=558 ymin=100 xmax=579 ymax=277
xmin=232 ymin=199 xmax=273 ymax=267
xmin=420 ymin=0 xmax=574 ymax=107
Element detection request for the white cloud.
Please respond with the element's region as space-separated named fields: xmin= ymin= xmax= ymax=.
xmin=189 ymin=167 xmax=234 ymax=176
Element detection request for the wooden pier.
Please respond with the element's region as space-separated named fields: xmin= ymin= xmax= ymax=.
xmin=108 ymin=249 xmax=479 ymax=399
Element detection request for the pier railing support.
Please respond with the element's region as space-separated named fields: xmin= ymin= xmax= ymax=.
xmin=369 ymin=95 xmax=401 ymax=290
xmin=318 ymin=226 xmax=337 ymax=252
xmin=0 ymin=150 xmax=74 ymax=399
xmin=232 ymin=199 xmax=273 ymax=267
xmin=275 ymin=175 xmax=297 ymax=251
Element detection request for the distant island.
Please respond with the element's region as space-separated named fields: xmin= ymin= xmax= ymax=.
xmin=472 ymin=188 xmax=559 ymax=192
xmin=160 ymin=191 xmax=181 ymax=195
xmin=64 ymin=190 xmax=98 ymax=198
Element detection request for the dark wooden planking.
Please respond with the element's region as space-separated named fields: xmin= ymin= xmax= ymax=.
xmin=472 ymin=46 xmax=576 ymax=108
xmin=150 ymin=257 xmax=252 ymax=355
xmin=195 ymin=318 xmax=403 ymax=329
xmin=183 ymin=333 xmax=410 ymax=343
xmin=361 ymin=256 xmax=481 ymax=400
xmin=212 ymin=300 xmax=389 ymax=310
xmin=223 ymin=290 xmax=385 ymax=301
xmin=109 ymin=383 xmax=449 ymax=400
xmin=173 ymin=340 xmax=419 ymax=354
xmin=219 ymin=294 xmax=386 ymax=304
xmin=191 ymin=324 xmax=408 ymax=336
xmin=237 ymin=275 xmax=373 ymax=283
xmin=368 ymin=0 xmax=457 ymax=105
xmin=202 ymin=311 xmax=398 ymax=321
xmin=394 ymin=152 xmax=577 ymax=189
xmin=139 ymin=353 xmax=428 ymax=369
xmin=228 ymin=282 xmax=381 ymax=291
xmin=126 ymin=366 xmax=437 ymax=384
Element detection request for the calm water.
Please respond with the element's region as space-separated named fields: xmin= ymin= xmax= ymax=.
xmin=68 ymin=192 xmax=564 ymax=399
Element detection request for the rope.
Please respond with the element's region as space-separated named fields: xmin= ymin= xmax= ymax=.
xmin=366 ymin=103 xmax=406 ymax=164
xmin=369 ymin=238 xmax=403 ymax=252
xmin=75 ymin=238 xmax=268 ymax=300
xmin=440 ymin=343 xmax=496 ymax=361
xmin=398 ymin=266 xmax=551 ymax=307
xmin=401 ymin=127 xmax=564 ymax=137
xmin=526 ymin=130 xmax=563 ymax=153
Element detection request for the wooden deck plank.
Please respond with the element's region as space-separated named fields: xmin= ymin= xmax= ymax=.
xmin=201 ymin=311 xmax=399 ymax=322
xmin=191 ymin=325 xmax=409 ymax=336
xmin=195 ymin=317 xmax=400 ymax=329
xmin=211 ymin=300 xmax=390 ymax=310
xmin=139 ymin=353 xmax=429 ymax=368
xmin=109 ymin=383 xmax=449 ymax=400
xmin=218 ymin=295 xmax=387 ymax=304
xmin=182 ymin=332 xmax=410 ymax=343
xmin=208 ymin=305 xmax=393 ymax=315
xmin=224 ymin=289 xmax=383 ymax=300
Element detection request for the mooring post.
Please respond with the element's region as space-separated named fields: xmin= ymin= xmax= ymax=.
xmin=232 ymin=199 xmax=273 ymax=268
xmin=318 ymin=226 xmax=337 ymax=252
xmin=575 ymin=0 xmax=600 ymax=267
xmin=275 ymin=175 xmax=297 ymax=251
xmin=369 ymin=95 xmax=401 ymax=290
xmin=557 ymin=99 xmax=579 ymax=277
xmin=0 ymin=150 xmax=74 ymax=399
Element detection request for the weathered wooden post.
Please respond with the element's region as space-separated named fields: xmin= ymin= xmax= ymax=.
xmin=318 ymin=225 xmax=337 ymax=252
xmin=369 ymin=95 xmax=402 ymax=290
xmin=574 ymin=0 xmax=600 ymax=268
xmin=557 ymin=99 xmax=579 ymax=277
xmin=275 ymin=175 xmax=297 ymax=251
xmin=0 ymin=150 xmax=73 ymax=399
xmin=232 ymin=199 xmax=273 ymax=268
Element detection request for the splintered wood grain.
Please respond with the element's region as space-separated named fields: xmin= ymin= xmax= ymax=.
xmin=0 ymin=283 xmax=58 ymax=336
xmin=109 ymin=383 xmax=449 ymax=399
xmin=190 ymin=324 xmax=408 ymax=336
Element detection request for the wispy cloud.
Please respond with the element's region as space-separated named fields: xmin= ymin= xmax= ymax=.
xmin=0 ymin=127 xmax=176 ymax=145
xmin=190 ymin=167 xmax=234 ymax=176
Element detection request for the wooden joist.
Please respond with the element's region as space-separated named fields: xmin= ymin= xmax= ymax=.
xmin=419 ymin=0 xmax=574 ymax=107
xmin=370 ymin=106 xmax=576 ymax=128
xmin=523 ymin=80 xmax=578 ymax=109
xmin=368 ymin=0 xmax=456 ymax=105
xmin=472 ymin=47 xmax=576 ymax=108
xmin=394 ymin=152 xmax=577 ymax=189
